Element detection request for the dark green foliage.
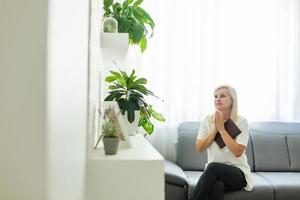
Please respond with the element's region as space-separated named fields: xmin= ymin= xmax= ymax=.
xmin=103 ymin=0 xmax=155 ymax=53
xmin=104 ymin=69 xmax=165 ymax=134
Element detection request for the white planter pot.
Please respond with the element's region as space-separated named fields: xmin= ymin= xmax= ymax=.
xmin=121 ymin=111 xmax=140 ymax=136
xmin=100 ymin=32 xmax=129 ymax=61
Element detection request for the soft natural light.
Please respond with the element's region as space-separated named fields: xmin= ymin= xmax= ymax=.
xmin=128 ymin=0 xmax=300 ymax=123
xmin=121 ymin=0 xmax=300 ymax=160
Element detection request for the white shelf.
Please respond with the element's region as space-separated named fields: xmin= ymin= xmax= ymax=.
xmin=90 ymin=135 xmax=163 ymax=160
xmin=86 ymin=135 xmax=164 ymax=200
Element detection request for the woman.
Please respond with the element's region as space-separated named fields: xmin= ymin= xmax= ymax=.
xmin=191 ymin=85 xmax=253 ymax=200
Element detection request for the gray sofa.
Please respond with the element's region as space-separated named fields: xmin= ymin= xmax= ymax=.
xmin=165 ymin=122 xmax=300 ymax=200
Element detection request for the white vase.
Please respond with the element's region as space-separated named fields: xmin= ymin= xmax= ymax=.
xmin=121 ymin=111 xmax=140 ymax=136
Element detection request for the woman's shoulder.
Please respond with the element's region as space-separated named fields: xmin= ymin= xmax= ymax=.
xmin=199 ymin=114 xmax=213 ymax=127
xmin=236 ymin=115 xmax=249 ymax=128
xmin=202 ymin=114 xmax=214 ymax=122
xmin=236 ymin=115 xmax=248 ymax=123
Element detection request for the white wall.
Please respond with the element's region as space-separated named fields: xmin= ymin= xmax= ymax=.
xmin=0 ymin=0 xmax=48 ymax=199
xmin=0 ymin=0 xmax=89 ymax=199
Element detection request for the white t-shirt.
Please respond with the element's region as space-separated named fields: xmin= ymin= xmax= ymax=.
xmin=197 ymin=115 xmax=253 ymax=191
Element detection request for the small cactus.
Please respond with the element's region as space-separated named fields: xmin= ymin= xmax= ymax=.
xmin=102 ymin=119 xmax=118 ymax=138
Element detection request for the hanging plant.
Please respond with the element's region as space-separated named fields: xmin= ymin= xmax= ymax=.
xmin=103 ymin=0 xmax=155 ymax=53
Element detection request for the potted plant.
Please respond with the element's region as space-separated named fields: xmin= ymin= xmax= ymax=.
xmin=102 ymin=118 xmax=119 ymax=155
xmin=103 ymin=0 xmax=155 ymax=53
xmin=104 ymin=69 xmax=165 ymax=135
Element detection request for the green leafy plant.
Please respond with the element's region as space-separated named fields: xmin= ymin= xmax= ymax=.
xmin=102 ymin=118 xmax=118 ymax=138
xmin=103 ymin=0 xmax=155 ymax=53
xmin=104 ymin=69 xmax=165 ymax=135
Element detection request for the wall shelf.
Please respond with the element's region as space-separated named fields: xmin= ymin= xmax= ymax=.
xmin=86 ymin=134 xmax=164 ymax=200
xmin=100 ymin=32 xmax=129 ymax=61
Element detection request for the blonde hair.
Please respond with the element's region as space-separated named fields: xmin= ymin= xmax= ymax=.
xmin=210 ymin=85 xmax=238 ymax=122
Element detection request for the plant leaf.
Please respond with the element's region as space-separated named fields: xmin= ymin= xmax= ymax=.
xmin=108 ymin=83 xmax=124 ymax=90
xmin=122 ymin=0 xmax=128 ymax=10
xmin=113 ymin=2 xmax=122 ymax=15
xmin=133 ymin=0 xmax=144 ymax=6
xmin=140 ymin=36 xmax=147 ymax=53
xmin=131 ymin=84 xmax=148 ymax=95
xmin=120 ymin=70 xmax=129 ymax=81
xmin=110 ymin=71 xmax=126 ymax=86
xmin=105 ymin=90 xmax=126 ymax=101
xmin=114 ymin=93 xmax=125 ymax=100
xmin=104 ymin=0 xmax=113 ymax=9
xmin=105 ymin=76 xmax=117 ymax=82
xmin=130 ymin=97 xmax=144 ymax=108
xmin=113 ymin=82 xmax=126 ymax=89
xmin=140 ymin=103 xmax=150 ymax=118
xmin=104 ymin=91 xmax=124 ymax=101
xmin=139 ymin=115 xmax=154 ymax=134
xmin=134 ymin=77 xmax=147 ymax=85
xmin=130 ymin=91 xmax=144 ymax=99
xmin=103 ymin=7 xmax=112 ymax=16
xmin=136 ymin=6 xmax=155 ymax=28
xmin=129 ymin=69 xmax=136 ymax=80
xmin=117 ymin=16 xmax=130 ymax=33
xmin=132 ymin=7 xmax=144 ymax=24
xmin=131 ymin=22 xmax=145 ymax=44
xmin=148 ymin=107 xmax=165 ymax=122
xmin=126 ymin=0 xmax=134 ymax=5
xmin=126 ymin=77 xmax=134 ymax=89
xmin=104 ymin=94 xmax=115 ymax=101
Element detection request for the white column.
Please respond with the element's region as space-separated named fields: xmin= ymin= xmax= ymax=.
xmin=0 ymin=0 xmax=89 ymax=199
xmin=46 ymin=0 xmax=89 ymax=199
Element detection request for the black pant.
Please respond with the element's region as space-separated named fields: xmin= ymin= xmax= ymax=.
xmin=190 ymin=162 xmax=247 ymax=200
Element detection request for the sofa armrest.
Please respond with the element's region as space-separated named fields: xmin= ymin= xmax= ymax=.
xmin=164 ymin=160 xmax=188 ymax=186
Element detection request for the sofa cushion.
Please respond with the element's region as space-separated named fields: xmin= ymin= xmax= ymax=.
xmin=165 ymin=183 xmax=188 ymax=200
xmin=258 ymin=172 xmax=300 ymax=200
xmin=184 ymin=171 xmax=203 ymax=199
xmin=251 ymin=131 xmax=290 ymax=171
xmin=185 ymin=171 xmax=274 ymax=200
xmin=250 ymin=122 xmax=300 ymax=134
xmin=250 ymin=122 xmax=300 ymax=171
xmin=287 ymin=135 xmax=300 ymax=170
xmin=177 ymin=122 xmax=254 ymax=171
xmin=177 ymin=122 xmax=207 ymax=171
xmin=165 ymin=160 xmax=188 ymax=186
xmin=245 ymin=135 xmax=254 ymax=171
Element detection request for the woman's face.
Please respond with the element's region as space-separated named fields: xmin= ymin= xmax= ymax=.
xmin=214 ymin=88 xmax=233 ymax=111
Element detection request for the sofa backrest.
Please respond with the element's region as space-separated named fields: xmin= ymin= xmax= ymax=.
xmin=177 ymin=121 xmax=300 ymax=172
xmin=250 ymin=122 xmax=300 ymax=171
xmin=177 ymin=122 xmax=254 ymax=171
xmin=177 ymin=122 xmax=206 ymax=171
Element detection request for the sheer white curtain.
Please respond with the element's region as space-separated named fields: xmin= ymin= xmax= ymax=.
xmin=125 ymin=0 xmax=300 ymax=160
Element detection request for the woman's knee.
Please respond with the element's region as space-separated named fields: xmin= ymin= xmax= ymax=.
xmin=212 ymin=180 xmax=224 ymax=192
xmin=206 ymin=162 xmax=224 ymax=172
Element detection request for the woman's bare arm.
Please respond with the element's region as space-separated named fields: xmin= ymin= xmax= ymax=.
xmin=218 ymin=130 xmax=246 ymax=157
xmin=215 ymin=111 xmax=245 ymax=157
xmin=196 ymin=126 xmax=217 ymax=152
